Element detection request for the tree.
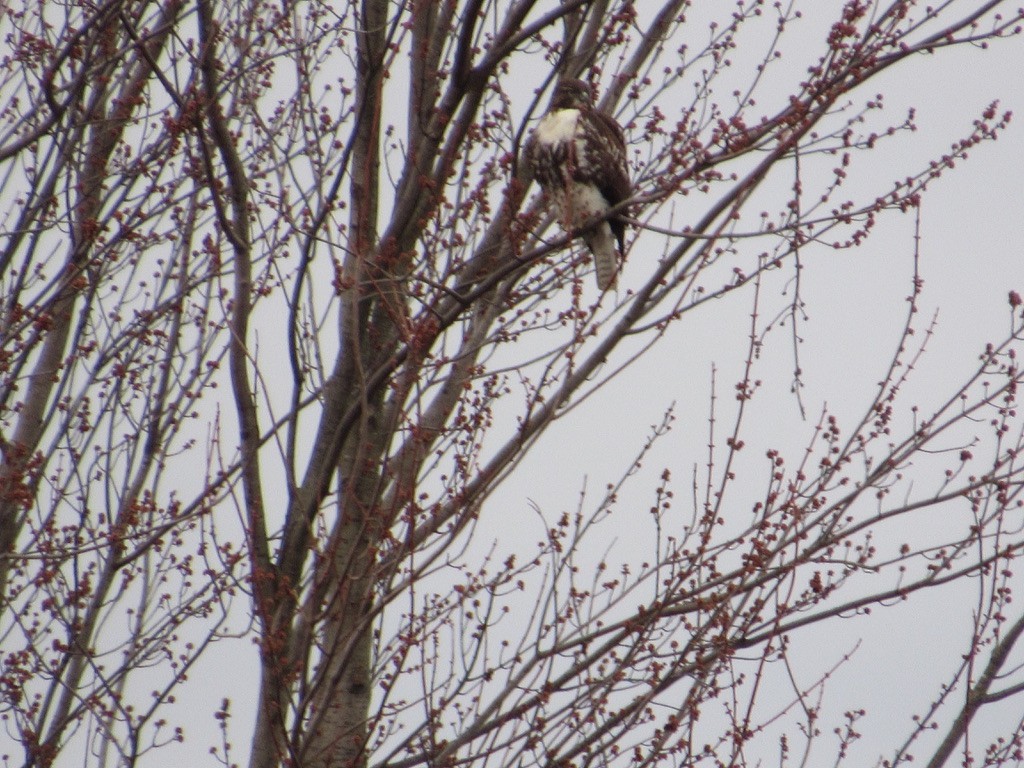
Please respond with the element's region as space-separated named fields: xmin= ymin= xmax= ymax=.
xmin=2 ymin=1 xmax=1024 ymax=766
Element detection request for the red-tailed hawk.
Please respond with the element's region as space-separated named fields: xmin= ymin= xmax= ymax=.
xmin=528 ymin=79 xmax=630 ymax=290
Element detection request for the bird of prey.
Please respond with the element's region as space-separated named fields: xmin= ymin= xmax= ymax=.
xmin=528 ymin=79 xmax=630 ymax=290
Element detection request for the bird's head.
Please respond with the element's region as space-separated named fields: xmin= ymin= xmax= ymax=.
xmin=549 ymin=79 xmax=594 ymax=111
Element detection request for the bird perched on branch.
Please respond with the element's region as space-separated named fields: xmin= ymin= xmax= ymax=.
xmin=528 ymin=79 xmax=630 ymax=290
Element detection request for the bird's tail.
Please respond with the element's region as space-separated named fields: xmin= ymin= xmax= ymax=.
xmin=583 ymin=223 xmax=619 ymax=291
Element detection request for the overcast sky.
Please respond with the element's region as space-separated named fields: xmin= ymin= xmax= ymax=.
xmin=8 ymin=4 xmax=1022 ymax=765
xmin=485 ymin=10 xmax=1024 ymax=767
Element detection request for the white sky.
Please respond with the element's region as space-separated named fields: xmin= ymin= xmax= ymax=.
xmin=8 ymin=3 xmax=1023 ymax=766
xmin=481 ymin=9 xmax=1024 ymax=767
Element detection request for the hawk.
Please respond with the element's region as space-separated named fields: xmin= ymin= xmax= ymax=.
xmin=528 ymin=79 xmax=630 ymax=290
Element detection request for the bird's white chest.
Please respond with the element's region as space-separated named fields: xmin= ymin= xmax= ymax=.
xmin=534 ymin=109 xmax=591 ymax=169
xmin=534 ymin=108 xmax=582 ymax=145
